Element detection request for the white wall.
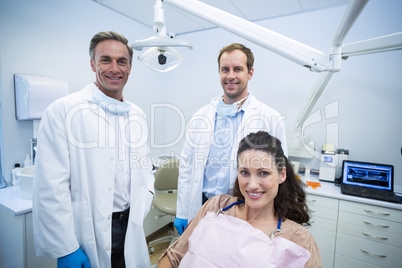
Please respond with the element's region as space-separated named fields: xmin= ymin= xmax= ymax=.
xmin=159 ymin=0 xmax=402 ymax=191
xmin=0 ymin=0 xmax=167 ymax=185
xmin=0 ymin=0 xmax=174 ymax=236
xmin=1 ymin=0 xmax=401 ymax=193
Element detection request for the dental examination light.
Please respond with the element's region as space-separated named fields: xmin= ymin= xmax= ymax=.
xmin=164 ymin=0 xmax=402 ymax=158
xmin=132 ymin=0 xmax=193 ymax=72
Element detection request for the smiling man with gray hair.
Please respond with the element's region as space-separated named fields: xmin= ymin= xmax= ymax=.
xmin=33 ymin=31 xmax=155 ymax=268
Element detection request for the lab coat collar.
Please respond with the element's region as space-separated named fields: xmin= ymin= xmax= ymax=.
xmin=210 ymin=91 xmax=253 ymax=112
xmin=83 ymin=83 xmax=130 ymax=114
xmin=240 ymin=92 xmax=252 ymax=112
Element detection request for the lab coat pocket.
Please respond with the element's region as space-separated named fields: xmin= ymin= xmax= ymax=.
xmin=72 ymin=201 xmax=96 ymax=247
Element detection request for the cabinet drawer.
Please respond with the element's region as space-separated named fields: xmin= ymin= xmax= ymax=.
xmin=339 ymin=211 xmax=402 ymax=236
xmin=339 ymin=200 xmax=402 ymax=222
xmin=307 ymin=194 xmax=339 ymax=210
xmin=335 ymin=254 xmax=381 ymax=268
xmin=308 ymin=226 xmax=336 ymax=252
xmin=336 ymin=233 xmax=401 ymax=267
xmin=337 ymin=221 xmax=402 ymax=248
xmin=320 ymin=249 xmax=335 ymax=268
xmin=309 ymin=204 xmax=338 ymax=221
xmin=308 ymin=215 xmax=337 ymax=231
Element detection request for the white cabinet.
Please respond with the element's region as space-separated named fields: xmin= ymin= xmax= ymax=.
xmin=334 ymin=200 xmax=402 ymax=268
xmin=306 ymin=194 xmax=402 ymax=268
xmin=0 ymin=207 xmax=25 ymax=267
xmin=334 ymin=254 xmax=381 ymax=268
xmin=0 ymin=209 xmax=56 ymax=268
xmin=306 ymin=194 xmax=339 ymax=268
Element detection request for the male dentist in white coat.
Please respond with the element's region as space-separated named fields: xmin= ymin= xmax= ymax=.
xmin=174 ymin=43 xmax=288 ymax=234
xmin=33 ymin=31 xmax=154 ymax=268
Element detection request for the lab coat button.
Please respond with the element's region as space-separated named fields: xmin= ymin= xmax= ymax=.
xmin=105 ymin=246 xmax=110 ymax=251
xmin=108 ymin=186 xmax=113 ymax=191
xmin=108 ymin=215 xmax=112 ymax=220
xmin=110 ymin=156 xmax=115 ymax=161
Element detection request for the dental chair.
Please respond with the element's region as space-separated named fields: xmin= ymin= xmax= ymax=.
xmin=148 ymin=158 xmax=180 ymax=254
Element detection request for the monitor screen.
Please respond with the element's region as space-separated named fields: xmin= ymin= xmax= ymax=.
xmin=342 ymin=161 xmax=393 ymax=191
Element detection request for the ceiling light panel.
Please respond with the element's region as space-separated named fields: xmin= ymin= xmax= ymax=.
xmin=230 ymin=0 xmax=303 ymax=21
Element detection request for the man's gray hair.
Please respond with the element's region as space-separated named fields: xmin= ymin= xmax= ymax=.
xmin=89 ymin=31 xmax=133 ymax=64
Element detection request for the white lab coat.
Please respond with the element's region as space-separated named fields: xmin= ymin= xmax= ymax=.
xmin=32 ymin=83 xmax=154 ymax=268
xmin=176 ymin=94 xmax=287 ymax=221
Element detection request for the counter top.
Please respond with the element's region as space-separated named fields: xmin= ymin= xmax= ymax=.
xmin=0 ymin=155 xmax=165 ymax=217
xmin=0 ymin=186 xmax=32 ymax=216
xmin=1 ymin=175 xmax=402 ymax=217
xmin=302 ymin=175 xmax=402 ymax=210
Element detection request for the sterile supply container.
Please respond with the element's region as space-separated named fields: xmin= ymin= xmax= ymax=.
xmin=11 ymin=163 xmax=22 ymax=186
xmin=23 ymin=154 xmax=31 ymax=167
xmin=17 ymin=165 xmax=35 ymax=199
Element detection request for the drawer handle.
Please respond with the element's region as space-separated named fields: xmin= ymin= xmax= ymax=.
xmin=309 ymin=220 xmax=315 ymax=224
xmin=361 ymin=232 xmax=388 ymax=240
xmin=307 ymin=199 xmax=317 ymax=202
xmin=360 ymin=249 xmax=387 ymax=258
xmin=310 ymin=209 xmax=316 ymax=213
xmin=362 ymin=220 xmax=390 ymax=229
xmin=364 ymin=209 xmax=390 ymax=216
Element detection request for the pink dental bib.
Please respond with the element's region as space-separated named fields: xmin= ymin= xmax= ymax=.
xmin=179 ymin=211 xmax=310 ymax=268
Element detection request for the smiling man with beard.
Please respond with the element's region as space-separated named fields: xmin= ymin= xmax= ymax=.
xmin=174 ymin=43 xmax=288 ymax=236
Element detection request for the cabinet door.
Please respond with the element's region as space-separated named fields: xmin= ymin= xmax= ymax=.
xmin=308 ymin=215 xmax=337 ymax=231
xmin=320 ymin=249 xmax=335 ymax=268
xmin=306 ymin=194 xmax=339 ymax=210
xmin=0 ymin=209 xmax=24 ymax=268
xmin=308 ymin=225 xmax=337 ymax=252
xmin=309 ymin=204 xmax=338 ymax=222
xmin=338 ymin=215 xmax=402 ymax=248
xmin=339 ymin=200 xmax=402 ymax=222
xmin=336 ymin=233 xmax=400 ymax=267
xmin=306 ymin=194 xmax=339 ymax=268
xmin=26 ymin=212 xmax=57 ymax=268
xmin=335 ymin=254 xmax=381 ymax=268
xmin=338 ymin=210 xmax=402 ymax=236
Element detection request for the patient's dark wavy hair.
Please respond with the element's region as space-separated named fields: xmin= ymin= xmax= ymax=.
xmin=233 ymin=131 xmax=310 ymax=225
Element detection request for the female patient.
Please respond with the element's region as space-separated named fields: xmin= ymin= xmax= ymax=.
xmin=158 ymin=131 xmax=321 ymax=267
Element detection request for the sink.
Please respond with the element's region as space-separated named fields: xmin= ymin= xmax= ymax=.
xmin=17 ymin=165 xmax=35 ymax=199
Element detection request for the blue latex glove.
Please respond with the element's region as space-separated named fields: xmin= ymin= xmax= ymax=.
xmin=57 ymin=248 xmax=90 ymax=268
xmin=174 ymin=217 xmax=188 ymax=235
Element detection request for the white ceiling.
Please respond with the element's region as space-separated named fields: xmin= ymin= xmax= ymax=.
xmin=91 ymin=0 xmax=349 ymax=35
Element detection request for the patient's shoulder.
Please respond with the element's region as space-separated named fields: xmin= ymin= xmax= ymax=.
xmin=204 ymin=195 xmax=238 ymax=211
xmin=280 ymin=219 xmax=316 ymax=246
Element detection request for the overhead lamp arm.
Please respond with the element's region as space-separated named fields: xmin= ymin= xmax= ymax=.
xmin=342 ymin=32 xmax=402 ymax=58
xmin=163 ymin=0 xmax=369 ymax=125
xmin=295 ymin=0 xmax=369 ymax=129
xmin=132 ymin=0 xmax=192 ymax=72
xmin=153 ymin=0 xmax=167 ymax=35
xmin=293 ymin=2 xmax=402 ymax=130
xmin=163 ymin=0 xmax=402 ymax=157
xmin=164 ymin=0 xmax=331 ymax=72
xmin=329 ymin=0 xmax=368 ymax=72
xmin=132 ymin=0 xmax=192 ymax=51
